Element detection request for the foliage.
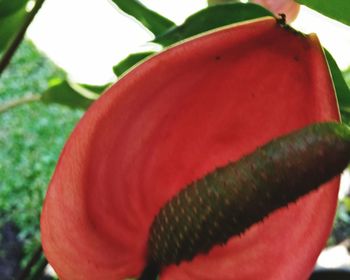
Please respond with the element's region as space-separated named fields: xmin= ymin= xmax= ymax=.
xmin=0 ymin=0 xmax=27 ymax=18
xmin=344 ymin=66 xmax=350 ymax=86
xmin=153 ymin=3 xmax=273 ymax=46
xmin=113 ymin=3 xmax=273 ymax=78
xmin=0 ymin=40 xmax=82 ymax=260
xmin=297 ymin=0 xmax=350 ymax=27
xmin=0 ymin=6 xmax=27 ymax=52
xmin=41 ymin=79 xmax=97 ymax=110
xmin=113 ymin=51 xmax=155 ymax=77
xmin=110 ymin=0 xmax=175 ymax=36
xmin=331 ymin=67 xmax=350 ymax=246
xmin=325 ymin=50 xmax=350 ymax=123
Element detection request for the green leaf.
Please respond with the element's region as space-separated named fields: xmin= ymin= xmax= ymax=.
xmin=113 ymin=51 xmax=155 ymax=77
xmin=344 ymin=67 xmax=350 ymax=87
xmin=0 ymin=7 xmax=27 ymax=52
xmin=78 ymin=83 xmax=111 ymax=94
xmin=110 ymin=0 xmax=175 ymax=35
xmin=297 ymin=0 xmax=350 ymax=26
xmin=154 ymin=3 xmax=273 ymax=47
xmin=324 ymin=49 xmax=350 ymax=124
xmin=0 ymin=0 xmax=28 ymax=17
xmin=41 ymin=79 xmax=107 ymax=110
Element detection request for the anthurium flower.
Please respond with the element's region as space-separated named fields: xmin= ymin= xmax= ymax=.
xmin=41 ymin=17 xmax=339 ymax=279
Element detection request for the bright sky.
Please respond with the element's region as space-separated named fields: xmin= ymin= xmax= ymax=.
xmin=27 ymin=0 xmax=350 ymax=85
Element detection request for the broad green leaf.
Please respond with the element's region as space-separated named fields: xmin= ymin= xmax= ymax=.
xmin=0 ymin=7 xmax=27 ymax=52
xmin=110 ymin=0 xmax=175 ymax=35
xmin=41 ymin=79 xmax=106 ymax=109
xmin=113 ymin=51 xmax=155 ymax=77
xmin=154 ymin=3 xmax=273 ymax=47
xmin=324 ymin=49 xmax=350 ymax=124
xmin=297 ymin=0 xmax=350 ymax=26
xmin=0 ymin=0 xmax=28 ymax=17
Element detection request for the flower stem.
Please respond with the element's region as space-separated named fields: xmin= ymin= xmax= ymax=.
xmin=0 ymin=94 xmax=41 ymax=114
xmin=0 ymin=0 xmax=46 ymax=78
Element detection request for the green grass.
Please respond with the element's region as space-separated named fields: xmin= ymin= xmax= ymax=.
xmin=0 ymin=40 xmax=83 ymax=260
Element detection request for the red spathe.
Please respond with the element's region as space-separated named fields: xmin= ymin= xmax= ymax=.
xmin=41 ymin=17 xmax=339 ymax=279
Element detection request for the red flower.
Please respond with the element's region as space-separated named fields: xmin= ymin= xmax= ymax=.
xmin=41 ymin=17 xmax=339 ymax=279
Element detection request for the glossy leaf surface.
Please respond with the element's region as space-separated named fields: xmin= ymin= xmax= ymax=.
xmin=0 ymin=0 xmax=27 ymax=17
xmin=113 ymin=51 xmax=155 ymax=77
xmin=41 ymin=79 xmax=107 ymax=109
xmin=154 ymin=3 xmax=273 ymax=46
xmin=110 ymin=0 xmax=175 ymax=36
xmin=324 ymin=49 xmax=350 ymax=124
xmin=0 ymin=7 xmax=27 ymax=52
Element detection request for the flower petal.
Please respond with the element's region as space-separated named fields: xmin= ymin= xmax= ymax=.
xmin=41 ymin=17 xmax=339 ymax=280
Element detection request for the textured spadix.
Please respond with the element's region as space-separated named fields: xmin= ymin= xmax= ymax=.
xmin=147 ymin=123 xmax=350 ymax=272
xmin=41 ymin=17 xmax=339 ymax=280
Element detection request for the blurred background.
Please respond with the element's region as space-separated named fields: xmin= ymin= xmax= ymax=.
xmin=1 ymin=0 xmax=350 ymax=279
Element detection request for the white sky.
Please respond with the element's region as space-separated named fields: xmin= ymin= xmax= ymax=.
xmin=27 ymin=0 xmax=350 ymax=85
